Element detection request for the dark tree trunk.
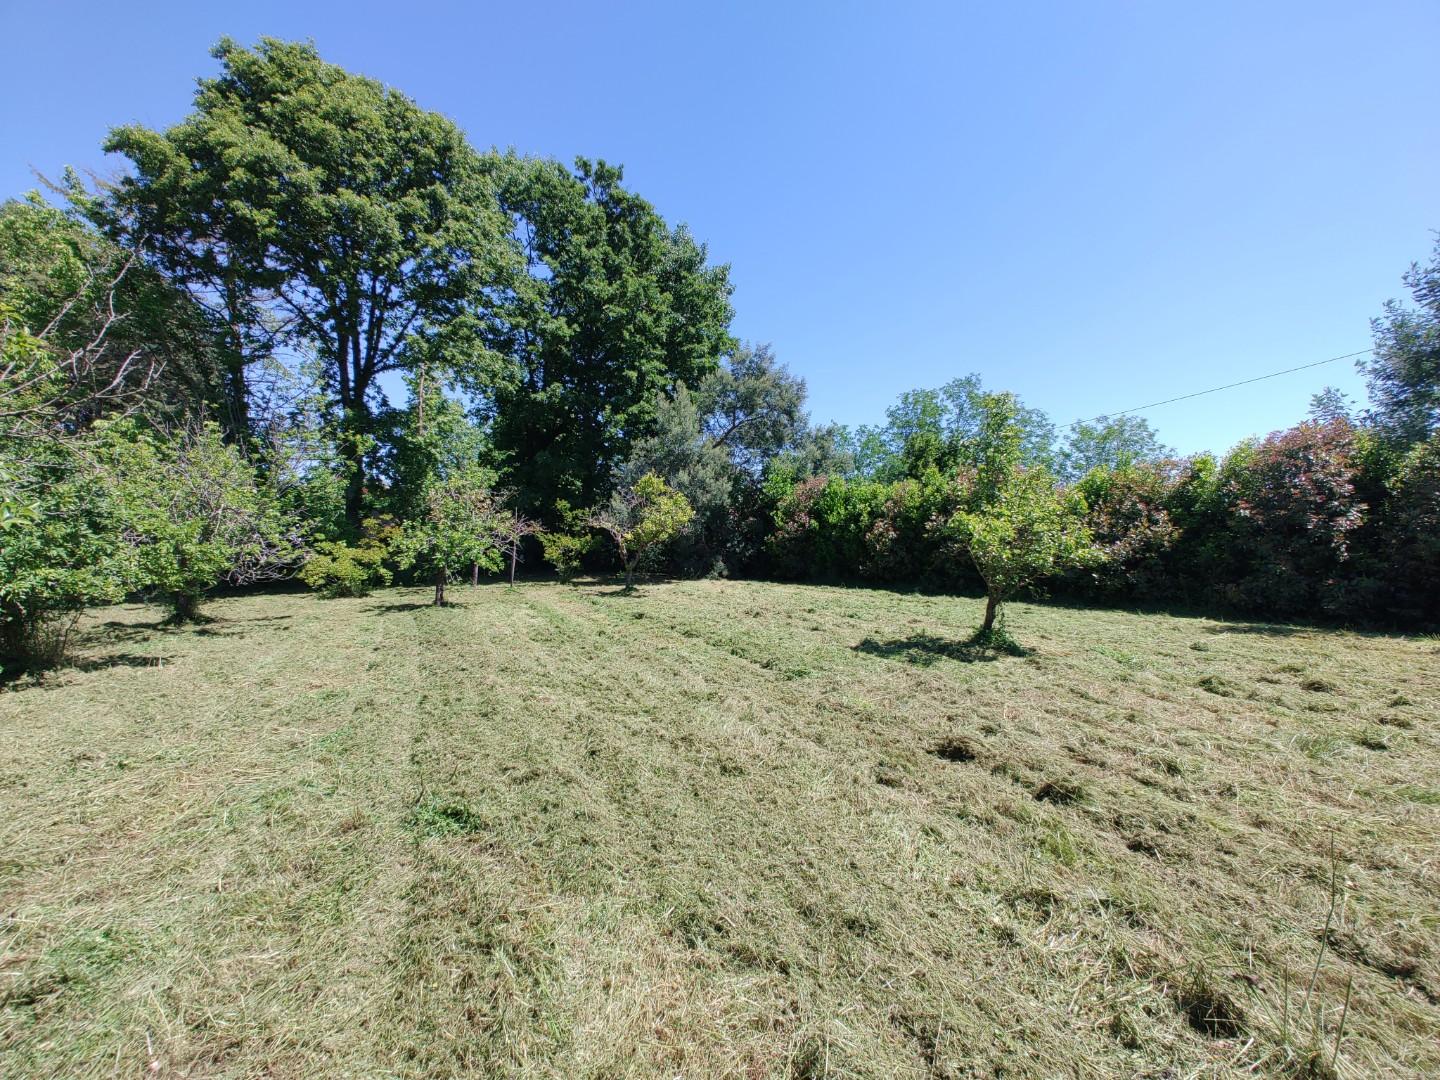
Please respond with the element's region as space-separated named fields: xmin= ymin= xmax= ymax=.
xmin=981 ymin=593 xmax=1000 ymax=633
xmin=433 ymin=568 xmax=446 ymax=606
xmin=471 ymin=561 xmax=479 ymax=586
xmin=168 ymin=591 xmax=204 ymax=623
xmin=221 ymin=361 xmax=251 ymax=446
xmin=344 ymin=466 xmax=365 ymax=531
xmin=340 ymin=390 xmax=371 ymax=529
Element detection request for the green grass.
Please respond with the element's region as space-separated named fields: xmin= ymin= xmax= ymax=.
xmin=2 ymin=579 xmax=1437 ymax=1077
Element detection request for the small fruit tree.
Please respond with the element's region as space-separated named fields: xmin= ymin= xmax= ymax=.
xmin=589 ymin=473 xmax=693 ymax=591
xmin=949 ymin=464 xmax=1099 ymax=646
xmin=394 ymin=467 xmax=505 ymax=605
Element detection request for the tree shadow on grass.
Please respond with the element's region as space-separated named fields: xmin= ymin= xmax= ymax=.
xmin=589 ymin=587 xmax=642 ymax=599
xmin=854 ymin=632 xmax=1022 ymax=667
xmin=2 ymin=650 xmax=173 ymax=689
xmin=94 ymin=620 xmax=168 ymax=644
xmin=366 ymin=601 xmax=454 ymax=614
xmin=1203 ymin=622 xmax=1309 ymax=638
xmin=72 ymin=653 xmax=174 ymax=672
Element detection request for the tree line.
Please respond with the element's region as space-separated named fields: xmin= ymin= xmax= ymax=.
xmin=3 ymin=37 xmax=1438 ymax=671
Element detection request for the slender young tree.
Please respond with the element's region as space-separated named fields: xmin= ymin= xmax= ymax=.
xmin=949 ymin=465 xmax=1099 ymax=642
xmin=393 ymin=468 xmax=505 ymax=605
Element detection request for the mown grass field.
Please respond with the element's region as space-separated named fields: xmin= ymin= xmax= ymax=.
xmin=1 ymin=579 xmax=1437 ymax=1078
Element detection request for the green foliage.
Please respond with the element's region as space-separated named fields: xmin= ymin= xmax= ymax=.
xmin=697 ymin=343 xmax=807 ymax=474
xmin=95 ymin=421 xmax=302 ymax=620
xmin=101 ymin=37 xmax=511 ymax=520
xmin=486 ymin=156 xmax=735 ymax=514
xmin=0 ymin=442 xmax=133 ymax=669
xmin=1364 ymin=237 xmax=1440 ymax=446
xmin=539 ymin=501 xmax=593 ymax=582
xmin=299 ymin=518 xmax=399 ymax=598
xmin=1 ymin=197 xmax=220 ymax=438
xmin=1217 ymin=420 xmax=1364 ymax=615
xmin=852 ymin=376 xmax=1055 ymax=482
xmin=383 ymin=372 xmax=491 ymax=522
xmin=948 ymin=465 xmax=1100 ymax=634
xmin=392 ymin=467 xmax=505 ymax=603
xmin=1059 ymin=415 xmax=1170 ymax=483
xmin=590 ymin=473 xmax=694 ymax=588
xmin=1071 ymin=463 xmax=1179 ymax=598
xmin=1352 ymin=432 xmax=1440 ymax=623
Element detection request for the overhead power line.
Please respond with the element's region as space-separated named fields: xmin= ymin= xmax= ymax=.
xmin=1068 ymin=348 xmax=1373 ymax=428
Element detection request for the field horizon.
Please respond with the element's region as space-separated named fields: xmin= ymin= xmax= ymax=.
xmin=2 ymin=579 xmax=1436 ymax=1077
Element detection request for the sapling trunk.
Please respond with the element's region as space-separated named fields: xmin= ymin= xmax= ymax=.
xmin=982 ymin=592 xmax=1000 ymax=633
xmin=433 ymin=568 xmax=446 ymax=606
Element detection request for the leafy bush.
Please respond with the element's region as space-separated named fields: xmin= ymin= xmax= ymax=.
xmin=0 ymin=443 xmax=133 ymax=672
xmin=96 ymin=420 xmax=304 ymax=621
xmin=1354 ymin=433 xmax=1440 ymax=623
xmin=1217 ymin=420 xmax=1364 ymax=615
xmin=540 ymin=501 xmax=593 ymax=582
xmin=1072 ymin=463 xmax=1179 ymax=599
xmin=300 ymin=518 xmax=398 ymax=598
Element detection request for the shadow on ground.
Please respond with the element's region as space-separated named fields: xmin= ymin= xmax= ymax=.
xmin=1203 ymin=622 xmax=1309 ymax=637
xmin=366 ymin=601 xmax=452 ymax=614
xmin=72 ymin=653 xmax=174 ymax=672
xmin=854 ymin=633 xmax=1009 ymax=666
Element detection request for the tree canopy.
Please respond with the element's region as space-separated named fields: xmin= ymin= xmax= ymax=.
xmin=100 ymin=37 xmax=513 ymax=521
xmin=485 ymin=156 xmax=735 ymax=515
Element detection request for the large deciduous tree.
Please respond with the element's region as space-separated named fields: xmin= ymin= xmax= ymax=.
xmin=99 ymin=38 xmax=511 ymax=522
xmin=484 ymin=156 xmax=734 ymax=515
xmin=1058 ymin=414 xmax=1170 ymax=482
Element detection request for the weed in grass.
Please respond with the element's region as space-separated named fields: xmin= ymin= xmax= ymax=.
xmin=408 ymin=797 xmax=487 ymax=837
xmin=1354 ymin=725 xmax=1390 ymax=751
xmin=966 ymin=624 xmax=1028 ymax=656
xmin=1036 ymin=819 xmax=1082 ymax=866
xmin=1175 ymin=965 xmax=1247 ymax=1038
xmin=1292 ymin=733 xmax=1347 ymax=760
xmin=1392 ymin=784 xmax=1440 ymax=806
xmin=1197 ymin=674 xmax=1236 ymax=696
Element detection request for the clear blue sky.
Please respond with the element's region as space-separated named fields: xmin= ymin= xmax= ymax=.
xmin=4 ymin=1 xmax=1437 ymax=454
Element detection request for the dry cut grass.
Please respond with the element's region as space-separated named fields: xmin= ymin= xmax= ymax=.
xmin=1 ymin=579 xmax=1437 ymax=1078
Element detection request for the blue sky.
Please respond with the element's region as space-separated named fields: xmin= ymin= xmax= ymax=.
xmin=4 ymin=1 xmax=1437 ymax=454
